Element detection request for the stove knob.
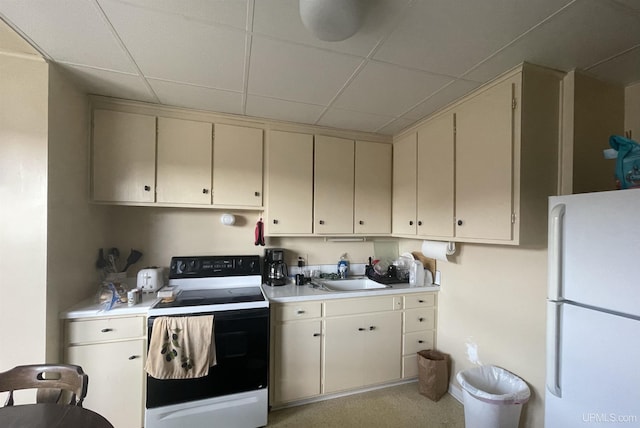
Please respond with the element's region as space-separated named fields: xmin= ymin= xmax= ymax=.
xmin=178 ymin=261 xmax=187 ymax=274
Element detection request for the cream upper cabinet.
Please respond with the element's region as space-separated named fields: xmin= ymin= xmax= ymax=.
xmin=354 ymin=141 xmax=392 ymax=234
xmin=314 ymin=135 xmax=355 ymax=234
xmin=92 ymin=109 xmax=156 ymax=203
xmin=416 ymin=113 xmax=455 ymax=238
xmin=455 ymin=79 xmax=514 ymax=241
xmin=213 ymin=124 xmax=263 ymax=207
xmin=157 ymin=117 xmax=212 ymax=204
xmin=265 ymin=131 xmax=314 ymax=235
xmin=392 ymin=133 xmax=417 ymax=235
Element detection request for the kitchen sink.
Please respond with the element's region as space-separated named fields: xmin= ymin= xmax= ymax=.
xmin=311 ymin=278 xmax=388 ymax=292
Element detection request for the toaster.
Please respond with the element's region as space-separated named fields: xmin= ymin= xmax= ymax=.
xmin=136 ymin=267 xmax=164 ymax=293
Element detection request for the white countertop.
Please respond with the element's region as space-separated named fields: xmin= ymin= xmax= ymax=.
xmin=262 ymin=280 xmax=439 ymax=303
xmin=60 ymin=293 xmax=159 ymax=319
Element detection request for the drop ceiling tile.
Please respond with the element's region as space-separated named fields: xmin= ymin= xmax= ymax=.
xmin=318 ymin=108 xmax=395 ymax=134
xmin=248 ymin=36 xmax=363 ymax=105
xmin=0 ymin=0 xmax=135 ymax=72
xmin=374 ymin=0 xmax=573 ymax=77
xmin=612 ymin=0 xmax=640 ymax=12
xmin=332 ymin=60 xmax=453 ymax=117
xmin=149 ymin=79 xmax=243 ymax=114
xmin=106 ymin=0 xmax=248 ymax=29
xmin=245 ymin=95 xmax=324 ymax=125
xmin=463 ymin=0 xmax=640 ymax=82
xmin=57 ymin=64 xmax=157 ymax=103
xmin=252 ymin=0 xmax=411 ymax=57
xmin=403 ymin=79 xmax=482 ymax=121
xmin=377 ymin=117 xmax=416 ymax=136
xmin=99 ymin=0 xmax=247 ymax=90
xmin=587 ymin=45 xmax=640 ymax=86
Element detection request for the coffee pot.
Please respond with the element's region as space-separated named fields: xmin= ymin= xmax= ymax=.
xmin=264 ymin=248 xmax=288 ymax=286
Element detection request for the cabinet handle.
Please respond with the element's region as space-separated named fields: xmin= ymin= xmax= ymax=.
xmin=418 ymin=300 xmax=425 ymax=303
xmin=369 ymin=326 xmax=376 ymax=331
xmin=359 ymin=220 xmax=364 ymax=225
xmin=418 ymin=317 xmax=425 ymax=322
xmin=128 ymin=355 xmax=139 ymax=360
xmin=358 ymin=328 xmax=366 ymax=331
xmin=273 ymin=219 xmax=279 ymax=224
xmin=202 ymin=188 xmax=209 ymax=194
xmin=254 ymin=191 xmax=260 ymax=197
xmin=457 ymin=219 xmax=463 ymax=226
xmin=409 ymin=221 xmax=413 ymax=226
xmin=313 ymin=333 xmax=321 ymax=337
xmin=296 ymin=310 xmax=305 ymax=314
xmin=319 ymin=220 xmax=325 ymax=225
xmin=418 ymin=221 xmax=422 ymax=226
xmin=144 ymin=185 xmax=151 ymax=192
xmin=101 ymin=328 xmax=112 ymax=333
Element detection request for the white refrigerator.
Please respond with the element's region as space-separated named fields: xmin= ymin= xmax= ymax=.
xmin=546 ymin=189 xmax=640 ymax=427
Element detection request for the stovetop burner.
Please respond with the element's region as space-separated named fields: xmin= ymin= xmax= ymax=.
xmin=154 ymin=287 xmax=265 ymax=309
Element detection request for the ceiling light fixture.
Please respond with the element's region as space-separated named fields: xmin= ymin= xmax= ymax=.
xmin=299 ymin=0 xmax=363 ymax=42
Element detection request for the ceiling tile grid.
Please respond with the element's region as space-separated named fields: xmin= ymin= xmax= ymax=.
xmin=1 ymin=0 xmax=640 ymax=136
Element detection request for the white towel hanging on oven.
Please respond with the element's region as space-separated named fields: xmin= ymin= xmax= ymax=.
xmin=145 ymin=315 xmax=216 ymax=379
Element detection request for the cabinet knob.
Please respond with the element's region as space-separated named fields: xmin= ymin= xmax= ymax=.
xmin=418 ymin=317 xmax=425 ymax=322
xmin=144 ymin=185 xmax=151 ymax=192
xmin=358 ymin=328 xmax=366 ymax=331
xmin=254 ymin=191 xmax=260 ymax=197
xmin=359 ymin=220 xmax=364 ymax=225
xmin=313 ymin=333 xmax=321 ymax=337
xmin=202 ymin=188 xmax=209 ymax=194
xmin=409 ymin=221 xmax=414 ymax=226
xmin=369 ymin=326 xmax=376 ymax=331
xmin=297 ymin=310 xmax=305 ymax=314
xmin=319 ymin=220 xmax=325 ymax=225
xmin=457 ymin=219 xmax=463 ymax=226
xmin=273 ymin=219 xmax=279 ymax=224
xmin=128 ymin=355 xmax=139 ymax=360
xmin=101 ymin=328 xmax=112 ymax=333
xmin=418 ymin=300 xmax=425 ymax=303
xmin=418 ymin=221 xmax=422 ymax=226
xmin=418 ymin=340 xmax=424 ymax=344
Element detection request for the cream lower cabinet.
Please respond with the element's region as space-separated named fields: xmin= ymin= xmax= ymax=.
xmin=272 ymin=301 xmax=322 ymax=404
xmin=402 ymin=293 xmax=437 ymax=379
xmin=65 ymin=316 xmax=146 ymax=428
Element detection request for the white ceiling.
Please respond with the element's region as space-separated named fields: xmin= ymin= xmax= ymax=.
xmin=1 ymin=0 xmax=639 ymax=136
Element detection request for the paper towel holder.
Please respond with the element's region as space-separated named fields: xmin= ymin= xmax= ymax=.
xmin=446 ymin=242 xmax=456 ymax=256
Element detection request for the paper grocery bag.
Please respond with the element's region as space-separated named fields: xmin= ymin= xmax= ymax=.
xmin=417 ymin=350 xmax=451 ymax=401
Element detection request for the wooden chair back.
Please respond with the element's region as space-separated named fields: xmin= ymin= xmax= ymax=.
xmin=0 ymin=364 xmax=88 ymax=407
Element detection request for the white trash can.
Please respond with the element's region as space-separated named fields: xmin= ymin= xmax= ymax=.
xmin=456 ymin=365 xmax=530 ymax=428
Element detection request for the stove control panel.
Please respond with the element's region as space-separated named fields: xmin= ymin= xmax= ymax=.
xmin=169 ymin=255 xmax=261 ymax=278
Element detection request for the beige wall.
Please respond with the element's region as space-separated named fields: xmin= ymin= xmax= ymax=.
xmin=400 ymin=240 xmax=547 ymax=428
xmin=0 ymin=53 xmax=49 ymax=371
xmin=46 ymin=64 xmax=110 ymax=361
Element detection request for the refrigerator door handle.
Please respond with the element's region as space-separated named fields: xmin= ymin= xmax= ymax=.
xmin=546 ymin=302 xmax=562 ymax=397
xmin=548 ymin=203 xmax=565 ymax=300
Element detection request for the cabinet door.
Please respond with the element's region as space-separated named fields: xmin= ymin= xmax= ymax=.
xmin=273 ymin=320 xmax=322 ymax=403
xmin=213 ymin=124 xmax=263 ymax=206
xmin=314 ymin=135 xmax=354 ymax=234
xmin=456 ymin=79 xmax=514 ymax=240
xmin=324 ymin=312 xmax=401 ymax=393
xmin=157 ymin=117 xmax=212 ymax=204
xmin=392 ymin=133 xmax=417 ymax=235
xmin=417 ymin=113 xmax=454 ymax=237
xmin=266 ymin=131 xmax=313 ymax=234
xmin=67 ymin=339 xmax=145 ymax=428
xmin=354 ymin=141 xmax=392 ymax=234
xmin=92 ymin=109 xmax=156 ymax=203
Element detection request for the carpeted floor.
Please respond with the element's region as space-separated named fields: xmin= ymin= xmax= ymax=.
xmin=267 ymin=382 xmax=465 ymax=427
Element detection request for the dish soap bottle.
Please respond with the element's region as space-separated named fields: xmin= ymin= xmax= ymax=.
xmin=338 ymin=253 xmax=349 ymax=279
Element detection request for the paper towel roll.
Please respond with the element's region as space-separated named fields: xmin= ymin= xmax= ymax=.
xmin=421 ymin=240 xmax=456 ymax=262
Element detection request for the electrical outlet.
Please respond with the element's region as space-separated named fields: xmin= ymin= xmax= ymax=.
xmin=297 ymin=254 xmax=308 ymax=268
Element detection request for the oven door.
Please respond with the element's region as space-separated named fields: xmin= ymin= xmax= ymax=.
xmin=146 ymin=307 xmax=269 ymax=409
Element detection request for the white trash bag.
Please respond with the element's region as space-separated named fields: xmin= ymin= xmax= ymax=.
xmin=457 ymin=365 xmax=530 ymax=428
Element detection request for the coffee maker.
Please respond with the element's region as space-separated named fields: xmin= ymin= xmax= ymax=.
xmin=264 ymin=248 xmax=288 ymax=286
